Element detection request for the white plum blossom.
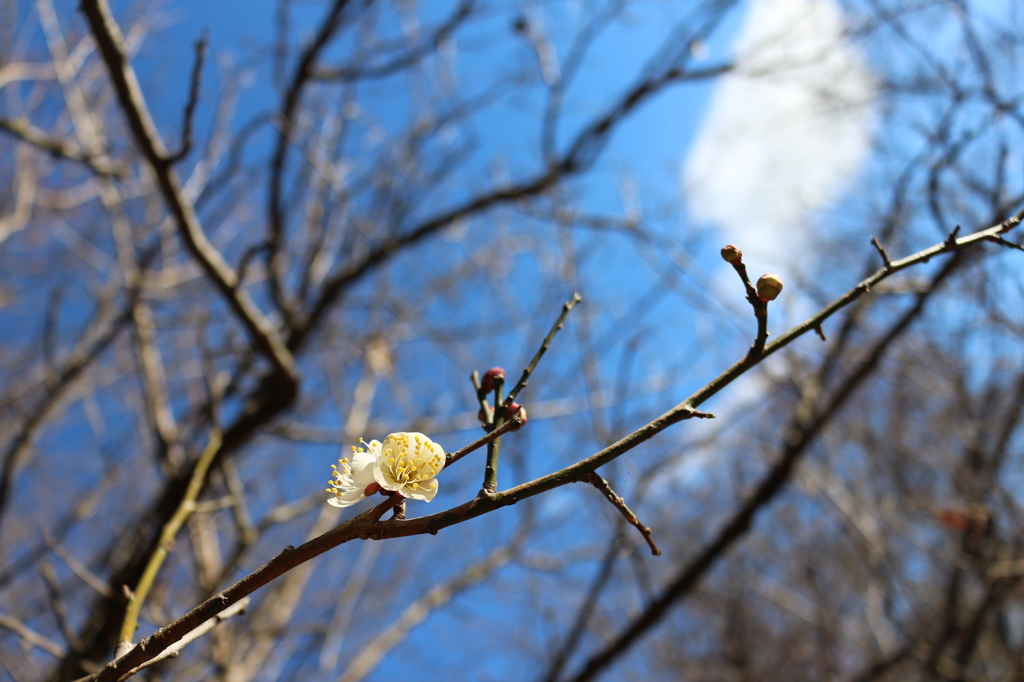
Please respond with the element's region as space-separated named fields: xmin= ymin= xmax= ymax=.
xmin=326 ymin=432 xmax=446 ymax=507
xmin=326 ymin=440 xmax=380 ymax=508
xmin=372 ymin=432 xmax=445 ymax=502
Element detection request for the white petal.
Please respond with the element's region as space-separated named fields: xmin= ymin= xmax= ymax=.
xmin=350 ymin=449 xmax=378 ymax=487
xmin=402 ymin=479 xmax=438 ymax=502
xmin=327 ymin=488 xmax=366 ymax=507
xmin=372 ymin=457 xmax=399 ymax=491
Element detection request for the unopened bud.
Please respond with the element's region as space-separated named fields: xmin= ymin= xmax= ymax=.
xmin=480 ymin=367 xmax=506 ymax=393
xmin=720 ymin=244 xmax=743 ymax=264
xmin=477 ymin=407 xmax=491 ymax=424
xmin=756 ymin=273 xmax=784 ymax=301
xmin=507 ymin=402 xmax=528 ymax=431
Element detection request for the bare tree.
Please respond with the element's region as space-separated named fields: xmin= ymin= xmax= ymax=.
xmin=0 ymin=1 xmax=1023 ymax=681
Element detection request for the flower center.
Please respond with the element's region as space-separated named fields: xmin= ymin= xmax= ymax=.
xmin=383 ymin=434 xmax=442 ymax=490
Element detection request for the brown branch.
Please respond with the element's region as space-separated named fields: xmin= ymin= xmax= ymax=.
xmin=80 ymin=0 xmax=299 ymax=388
xmin=0 ymin=116 xmax=126 ymax=176
xmin=72 ymin=212 xmax=1022 ymax=682
xmin=561 ymin=251 xmax=969 ymax=682
xmin=581 ymin=473 xmax=661 ymax=556
xmin=77 ymin=498 xmax=401 ymax=682
xmin=116 ymin=599 xmax=249 ymax=679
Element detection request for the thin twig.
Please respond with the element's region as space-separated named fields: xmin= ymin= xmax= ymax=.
xmin=267 ymin=0 xmax=354 ymax=327
xmin=313 ymin=0 xmax=474 ymax=82
xmin=871 ymin=235 xmax=892 ymax=269
xmin=0 ymin=612 xmax=66 ymax=658
xmin=41 ymin=563 xmax=82 ymax=653
xmin=507 ymin=292 xmax=582 ymax=403
xmin=982 ymin=234 xmax=1024 ymax=252
xmin=445 ymin=414 xmax=524 ymax=468
xmin=166 ymin=34 xmax=208 ymax=164
xmin=581 ymin=473 xmax=661 ymax=556
xmin=0 ymin=116 xmax=126 ymax=176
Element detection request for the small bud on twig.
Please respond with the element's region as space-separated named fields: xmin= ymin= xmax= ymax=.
xmin=507 ymin=402 xmax=528 ymax=430
xmin=720 ymin=244 xmax=743 ymax=264
xmin=756 ymin=273 xmax=784 ymax=302
xmin=480 ymin=367 xmax=506 ymax=394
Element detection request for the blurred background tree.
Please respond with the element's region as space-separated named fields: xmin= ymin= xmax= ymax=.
xmin=1 ymin=0 xmax=1023 ymax=680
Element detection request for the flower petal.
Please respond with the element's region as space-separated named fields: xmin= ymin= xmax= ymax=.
xmin=328 ymin=488 xmax=366 ymax=507
xmin=373 ymin=457 xmax=400 ymax=492
xmin=401 ymin=479 xmax=438 ymax=502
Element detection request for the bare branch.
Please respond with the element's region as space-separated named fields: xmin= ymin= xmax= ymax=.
xmin=117 ymin=431 xmax=223 ymax=657
xmin=581 ymin=473 xmax=661 ymax=556
xmin=74 ymin=211 xmax=1022 ymax=682
xmin=507 ymin=292 xmax=582 ymax=404
xmin=0 ymin=612 xmax=67 ymax=658
xmin=165 ymin=33 xmax=208 ymax=165
xmin=80 ymin=0 xmax=299 ymax=388
xmin=0 ymin=116 xmax=126 ymax=176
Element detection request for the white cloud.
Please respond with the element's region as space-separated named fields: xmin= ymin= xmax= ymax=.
xmin=683 ymin=0 xmax=877 ymax=267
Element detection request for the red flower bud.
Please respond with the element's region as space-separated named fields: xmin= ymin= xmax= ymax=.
xmin=480 ymin=367 xmax=506 ymax=393
xmin=363 ymin=482 xmax=382 ymax=496
xmin=507 ymin=402 xmax=528 ymax=431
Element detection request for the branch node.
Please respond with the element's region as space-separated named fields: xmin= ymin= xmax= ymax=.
xmin=944 ymin=224 xmax=962 ymax=249
xmin=684 ymin=408 xmax=715 ymax=420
